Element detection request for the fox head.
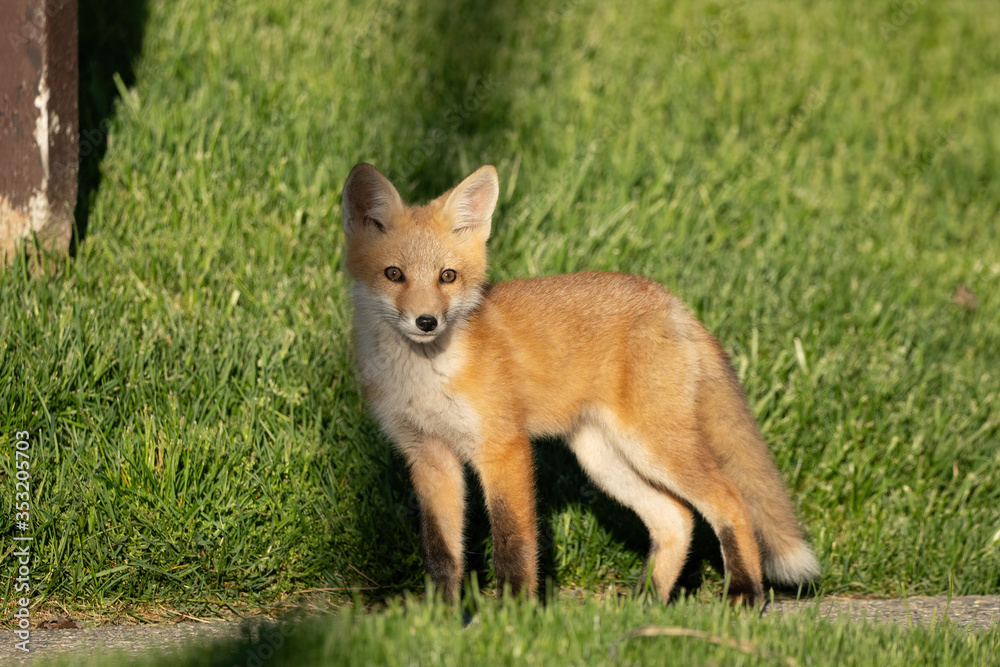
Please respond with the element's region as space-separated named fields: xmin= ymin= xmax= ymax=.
xmin=341 ymin=163 xmax=499 ymax=344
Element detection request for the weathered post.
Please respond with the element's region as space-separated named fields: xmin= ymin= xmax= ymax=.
xmin=1 ymin=0 xmax=79 ymax=264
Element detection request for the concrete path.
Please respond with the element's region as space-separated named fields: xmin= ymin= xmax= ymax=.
xmin=768 ymin=594 xmax=1000 ymax=627
xmin=1 ymin=621 xmax=248 ymax=666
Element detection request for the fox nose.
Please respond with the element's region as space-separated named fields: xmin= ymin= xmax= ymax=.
xmin=415 ymin=315 xmax=438 ymax=332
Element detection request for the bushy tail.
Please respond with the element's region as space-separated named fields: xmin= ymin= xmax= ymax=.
xmin=701 ymin=350 xmax=820 ymax=586
xmin=722 ymin=425 xmax=820 ymax=585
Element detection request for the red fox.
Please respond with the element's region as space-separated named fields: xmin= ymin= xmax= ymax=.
xmin=341 ymin=163 xmax=819 ymax=605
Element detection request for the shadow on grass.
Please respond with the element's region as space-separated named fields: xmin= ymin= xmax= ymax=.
xmin=73 ymin=0 xmax=148 ymax=255
xmin=381 ymin=0 xmax=514 ymax=201
xmin=530 ymin=441 xmax=728 ymax=601
xmin=158 ymin=618 xmax=318 ymax=667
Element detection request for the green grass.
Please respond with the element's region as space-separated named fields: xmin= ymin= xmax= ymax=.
xmin=2 ymin=0 xmax=999 ymax=634
xmin=42 ymin=594 xmax=1000 ymax=667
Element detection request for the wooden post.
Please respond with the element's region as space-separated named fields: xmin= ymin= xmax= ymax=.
xmin=1 ymin=0 xmax=78 ymax=264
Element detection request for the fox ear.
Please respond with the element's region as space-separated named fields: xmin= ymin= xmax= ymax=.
xmin=342 ymin=163 xmax=404 ymax=236
xmin=442 ymin=165 xmax=498 ymax=237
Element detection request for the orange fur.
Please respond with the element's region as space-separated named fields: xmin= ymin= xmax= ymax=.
xmin=342 ymin=163 xmax=819 ymax=604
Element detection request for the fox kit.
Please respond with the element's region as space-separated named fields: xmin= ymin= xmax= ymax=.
xmin=341 ymin=163 xmax=819 ymax=605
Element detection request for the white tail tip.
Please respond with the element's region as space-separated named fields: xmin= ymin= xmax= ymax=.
xmin=764 ymin=543 xmax=820 ymax=585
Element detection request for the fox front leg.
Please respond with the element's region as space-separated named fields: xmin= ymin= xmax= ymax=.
xmin=405 ymin=438 xmax=467 ymax=602
xmin=475 ymin=433 xmax=539 ymax=598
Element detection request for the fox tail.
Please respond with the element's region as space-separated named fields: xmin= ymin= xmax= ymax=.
xmin=702 ymin=352 xmax=821 ymax=585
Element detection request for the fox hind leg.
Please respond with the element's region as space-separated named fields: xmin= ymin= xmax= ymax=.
xmin=641 ymin=443 xmax=766 ymax=606
xmin=569 ymin=423 xmax=695 ymax=600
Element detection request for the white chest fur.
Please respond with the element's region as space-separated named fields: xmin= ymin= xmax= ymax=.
xmin=354 ymin=310 xmax=481 ymax=457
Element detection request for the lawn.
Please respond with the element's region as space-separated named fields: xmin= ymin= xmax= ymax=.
xmin=2 ymin=0 xmax=998 ymax=651
xmin=48 ymin=593 xmax=1000 ymax=667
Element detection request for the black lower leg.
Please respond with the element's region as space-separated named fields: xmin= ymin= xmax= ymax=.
xmin=422 ymin=510 xmax=460 ymax=601
xmin=718 ymin=526 xmax=764 ymax=605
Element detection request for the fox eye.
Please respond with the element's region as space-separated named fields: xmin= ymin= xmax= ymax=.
xmin=440 ymin=269 xmax=457 ymax=283
xmin=384 ymin=267 xmax=405 ymax=283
